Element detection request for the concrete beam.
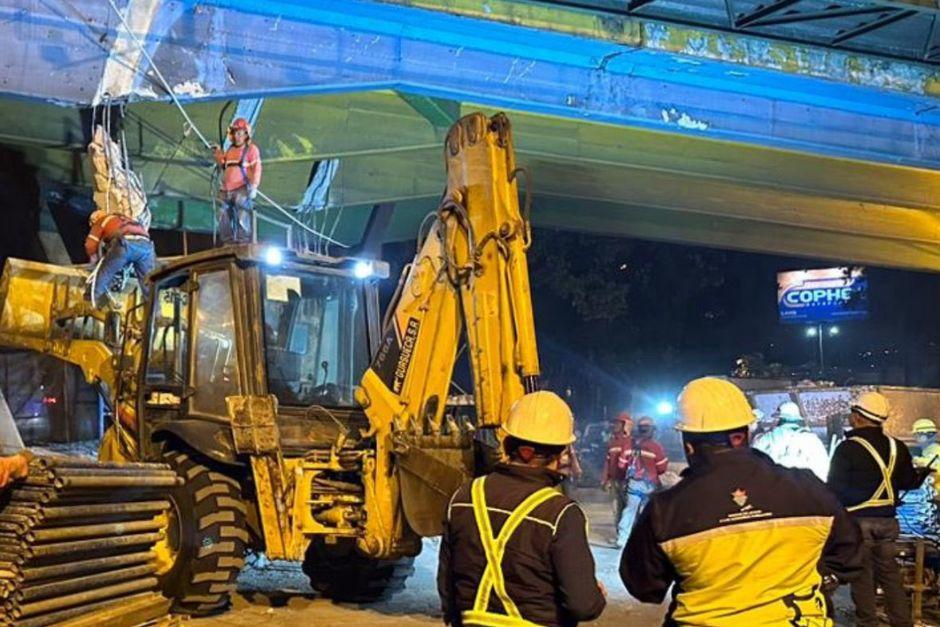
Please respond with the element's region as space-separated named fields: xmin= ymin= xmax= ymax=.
xmin=5 ymin=1 xmax=940 ymax=168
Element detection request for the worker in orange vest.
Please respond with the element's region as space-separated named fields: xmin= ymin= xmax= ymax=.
xmin=603 ymin=411 xmax=633 ymax=547
xmin=85 ymin=210 xmax=155 ymax=304
xmin=213 ymin=117 xmax=262 ymax=244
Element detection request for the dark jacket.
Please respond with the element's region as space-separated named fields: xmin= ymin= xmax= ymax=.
xmin=437 ymin=463 xmax=605 ymax=627
xmin=622 ymin=447 xmax=862 ymax=626
xmin=827 ymin=426 xmax=920 ymax=518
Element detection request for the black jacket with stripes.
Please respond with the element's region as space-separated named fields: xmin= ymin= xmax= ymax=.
xmin=827 ymin=426 xmax=920 ymax=517
xmin=437 ymin=463 xmax=606 ymax=627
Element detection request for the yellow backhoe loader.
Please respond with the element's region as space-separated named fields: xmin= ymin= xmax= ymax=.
xmin=0 ymin=112 xmax=540 ymax=614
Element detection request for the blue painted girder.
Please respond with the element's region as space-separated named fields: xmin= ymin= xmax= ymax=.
xmin=4 ymin=0 xmax=940 ymax=167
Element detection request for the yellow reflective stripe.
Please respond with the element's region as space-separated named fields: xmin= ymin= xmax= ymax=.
xmin=461 ymin=610 xmax=543 ymax=626
xmin=469 ymin=477 xmax=561 ymax=620
xmin=846 ymin=437 xmax=897 ymax=512
xmin=472 ymin=478 xmax=501 ymax=613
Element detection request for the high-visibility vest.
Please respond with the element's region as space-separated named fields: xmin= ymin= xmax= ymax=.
xmin=462 ymin=476 xmax=561 ymax=627
xmin=846 ymin=436 xmax=896 ymax=513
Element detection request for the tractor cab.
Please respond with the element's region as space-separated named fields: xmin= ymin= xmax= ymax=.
xmin=136 ymin=244 xmax=387 ymax=464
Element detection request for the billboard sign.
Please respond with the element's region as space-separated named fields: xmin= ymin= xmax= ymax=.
xmin=777 ymin=267 xmax=868 ymax=324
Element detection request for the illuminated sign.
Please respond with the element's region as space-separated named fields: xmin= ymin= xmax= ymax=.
xmin=777 ymin=267 xmax=868 ymax=324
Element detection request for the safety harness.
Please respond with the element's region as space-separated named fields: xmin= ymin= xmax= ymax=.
xmin=462 ymin=477 xmax=560 ymax=627
xmin=846 ymin=436 xmax=897 ymax=512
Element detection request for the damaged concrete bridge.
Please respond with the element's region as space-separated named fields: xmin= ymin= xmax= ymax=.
xmin=2 ymin=0 xmax=940 ymax=269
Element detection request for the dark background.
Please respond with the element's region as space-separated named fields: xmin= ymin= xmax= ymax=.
xmin=381 ymin=228 xmax=940 ymax=426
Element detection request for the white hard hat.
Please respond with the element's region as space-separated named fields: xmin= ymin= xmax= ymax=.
xmin=775 ymin=401 xmax=804 ymax=424
xmin=676 ymin=377 xmax=754 ymax=433
xmin=852 ymin=391 xmax=890 ymax=423
xmin=503 ymin=391 xmax=576 ymax=446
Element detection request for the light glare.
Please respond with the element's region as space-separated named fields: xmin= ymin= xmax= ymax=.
xmin=353 ymin=260 xmax=374 ymax=279
xmin=264 ymin=247 xmax=283 ymax=266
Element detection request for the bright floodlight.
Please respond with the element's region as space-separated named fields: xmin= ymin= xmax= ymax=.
xmin=353 ymin=260 xmax=374 ymax=279
xmin=829 ymin=326 xmax=840 ymax=336
xmin=264 ymin=247 xmax=283 ymax=266
xmin=656 ymin=401 xmax=674 ymax=416
xmin=806 ymin=327 xmax=818 ymax=337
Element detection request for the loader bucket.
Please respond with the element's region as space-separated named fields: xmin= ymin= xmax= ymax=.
xmin=0 ymin=258 xmax=91 ymax=351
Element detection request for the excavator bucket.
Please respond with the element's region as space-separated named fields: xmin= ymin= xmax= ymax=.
xmin=395 ymin=432 xmax=475 ymax=536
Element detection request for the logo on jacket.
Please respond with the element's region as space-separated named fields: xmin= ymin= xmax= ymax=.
xmin=731 ymin=488 xmax=748 ymax=507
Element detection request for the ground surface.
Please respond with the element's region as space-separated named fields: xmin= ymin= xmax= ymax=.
xmin=193 ymin=488 xmax=889 ymax=627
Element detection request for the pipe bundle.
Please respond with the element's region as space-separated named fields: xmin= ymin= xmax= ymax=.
xmin=0 ymin=457 xmax=179 ymax=626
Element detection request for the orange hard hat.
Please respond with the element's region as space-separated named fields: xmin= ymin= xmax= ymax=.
xmin=229 ymin=117 xmax=251 ymax=137
xmin=615 ymin=411 xmax=633 ymax=423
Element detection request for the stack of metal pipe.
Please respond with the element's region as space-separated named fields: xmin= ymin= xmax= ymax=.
xmin=0 ymin=456 xmax=179 ymax=626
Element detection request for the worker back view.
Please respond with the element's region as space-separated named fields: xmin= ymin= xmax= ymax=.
xmin=753 ymin=401 xmax=830 ymax=481
xmin=622 ymin=377 xmax=862 ymax=626
xmin=438 ymin=391 xmax=606 ymax=626
xmin=827 ymin=392 xmax=926 ymax=627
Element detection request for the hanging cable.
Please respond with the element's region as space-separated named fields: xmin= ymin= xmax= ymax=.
xmin=103 ymin=0 xmax=349 ymax=248
xmin=105 ymin=0 xmax=211 ymax=149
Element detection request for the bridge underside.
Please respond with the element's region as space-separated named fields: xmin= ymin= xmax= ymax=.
xmin=2 ymin=0 xmax=940 ymax=270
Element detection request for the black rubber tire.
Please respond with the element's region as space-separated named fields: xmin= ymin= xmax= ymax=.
xmin=159 ymin=447 xmax=249 ymax=616
xmin=302 ymin=539 xmax=416 ymax=603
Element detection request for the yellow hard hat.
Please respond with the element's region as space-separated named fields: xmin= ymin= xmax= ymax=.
xmin=676 ymin=377 xmax=754 ymax=433
xmin=852 ymin=391 xmax=890 ymax=423
xmin=503 ymin=391 xmax=576 ymax=446
xmin=913 ymin=418 xmax=937 ymax=434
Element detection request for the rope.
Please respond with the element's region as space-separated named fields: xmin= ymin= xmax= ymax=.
xmin=103 ymin=0 xmax=350 ymax=249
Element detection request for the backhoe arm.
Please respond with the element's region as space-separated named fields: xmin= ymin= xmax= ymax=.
xmin=356 ymin=113 xmax=540 ymax=552
xmin=360 ymin=112 xmax=539 ymax=434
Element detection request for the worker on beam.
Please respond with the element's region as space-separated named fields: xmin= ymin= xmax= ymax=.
xmin=213 ymin=117 xmax=263 ymax=244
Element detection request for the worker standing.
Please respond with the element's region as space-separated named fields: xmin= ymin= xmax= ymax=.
xmin=753 ymin=401 xmax=830 ymax=481
xmin=438 ymin=391 xmax=606 ymax=626
xmin=827 ymin=391 xmax=927 ymax=627
xmin=903 ymin=417 xmax=940 ymax=538
xmin=622 ymin=377 xmax=862 ymax=625
xmin=85 ymin=209 xmax=156 ymax=305
xmin=603 ymin=411 xmax=632 ymax=546
xmin=615 ymin=416 xmax=667 ymax=542
xmin=912 ymin=417 xmax=940 ymax=478
xmin=213 ymin=117 xmax=262 ymax=244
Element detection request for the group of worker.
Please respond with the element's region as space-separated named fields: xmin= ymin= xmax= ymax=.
xmin=438 ymin=379 xmax=934 ymax=626
xmin=602 ymin=412 xmax=669 ymax=547
xmin=82 ymin=118 xmax=262 ymax=308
